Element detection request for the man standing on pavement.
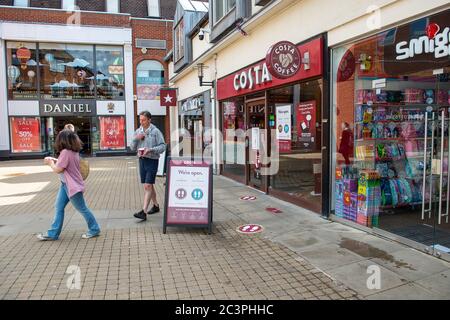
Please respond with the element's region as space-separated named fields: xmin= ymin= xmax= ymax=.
xmin=131 ymin=111 xmax=166 ymax=221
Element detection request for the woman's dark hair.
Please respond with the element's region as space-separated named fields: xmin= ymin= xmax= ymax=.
xmin=139 ymin=111 xmax=152 ymax=119
xmin=54 ymin=129 xmax=83 ymax=153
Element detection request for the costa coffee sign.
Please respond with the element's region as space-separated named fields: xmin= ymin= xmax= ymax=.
xmin=233 ymin=63 xmax=272 ymax=91
xmin=384 ymin=9 xmax=450 ymax=75
xmin=218 ymin=37 xmax=323 ymax=101
xmin=266 ymin=41 xmax=301 ymax=79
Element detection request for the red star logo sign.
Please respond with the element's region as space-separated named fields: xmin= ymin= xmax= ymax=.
xmin=160 ymin=88 xmax=177 ymax=107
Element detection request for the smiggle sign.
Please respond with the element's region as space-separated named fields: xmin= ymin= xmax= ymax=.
xmin=396 ymin=23 xmax=450 ymax=60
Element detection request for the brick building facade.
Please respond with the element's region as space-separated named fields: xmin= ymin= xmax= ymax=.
xmin=0 ymin=1 xmax=175 ymax=159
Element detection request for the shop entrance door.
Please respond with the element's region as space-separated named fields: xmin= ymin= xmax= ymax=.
xmin=246 ymin=99 xmax=267 ymax=191
xmin=376 ymin=107 xmax=450 ymax=260
xmin=420 ymin=108 xmax=450 ymax=257
xmin=55 ymin=118 xmax=92 ymax=155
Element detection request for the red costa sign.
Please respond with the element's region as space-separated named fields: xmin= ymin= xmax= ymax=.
xmin=217 ymin=37 xmax=323 ymax=101
xmin=266 ymin=41 xmax=301 ymax=79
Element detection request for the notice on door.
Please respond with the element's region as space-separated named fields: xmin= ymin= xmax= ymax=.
xmin=164 ymin=158 xmax=213 ymax=234
xmin=276 ymin=105 xmax=292 ymax=153
xmin=297 ymin=101 xmax=316 ymax=152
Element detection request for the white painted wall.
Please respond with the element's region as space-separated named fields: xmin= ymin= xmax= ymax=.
xmin=175 ymin=0 xmax=450 ymax=82
xmin=0 ymin=40 xmax=9 ymax=152
xmin=192 ymin=29 xmax=212 ymax=61
xmin=137 ymin=100 xmax=167 ymax=116
xmin=123 ymin=44 xmax=135 ymax=148
xmin=8 ymin=101 xmax=40 ymax=116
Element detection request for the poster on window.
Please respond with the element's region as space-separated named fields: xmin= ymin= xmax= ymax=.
xmin=137 ymin=84 xmax=161 ymax=100
xmin=100 ymin=116 xmax=125 ymax=150
xmin=276 ymin=105 xmax=292 ymax=153
xmin=10 ymin=117 xmax=41 ymax=153
xmin=297 ymin=101 xmax=317 ymax=152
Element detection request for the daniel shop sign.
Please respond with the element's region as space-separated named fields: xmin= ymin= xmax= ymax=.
xmin=217 ymin=37 xmax=323 ymax=101
xmin=39 ymin=100 xmax=96 ymax=116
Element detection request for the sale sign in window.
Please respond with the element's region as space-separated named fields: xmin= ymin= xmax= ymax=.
xmin=10 ymin=117 xmax=42 ymax=153
xmin=99 ymin=116 xmax=125 ymax=150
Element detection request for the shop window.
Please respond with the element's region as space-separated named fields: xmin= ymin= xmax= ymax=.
xmin=13 ymin=0 xmax=29 ymax=7
xmin=39 ymin=43 xmax=95 ymax=100
xmin=95 ymin=46 xmax=125 ymax=100
xmin=10 ymin=117 xmax=43 ymax=153
xmin=331 ymin=10 xmax=450 ymax=241
xmin=136 ymin=60 xmax=164 ymax=100
xmin=6 ymin=42 xmax=38 ymax=100
xmin=222 ymin=97 xmax=246 ymax=180
xmin=106 ymin=0 xmax=120 ymax=13
xmin=268 ymin=82 xmax=323 ymax=213
xmin=147 ymin=0 xmax=159 ymax=17
xmin=62 ymin=0 xmax=76 ymax=10
xmin=213 ymin=0 xmax=236 ymax=24
xmin=174 ymin=19 xmax=184 ymax=62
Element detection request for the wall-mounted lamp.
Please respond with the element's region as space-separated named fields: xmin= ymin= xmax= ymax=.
xmin=197 ymin=63 xmax=214 ymax=87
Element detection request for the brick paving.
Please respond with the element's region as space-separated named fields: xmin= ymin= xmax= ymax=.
xmin=0 ymin=157 xmax=360 ymax=300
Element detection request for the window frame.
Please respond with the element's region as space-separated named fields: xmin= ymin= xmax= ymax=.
xmin=13 ymin=0 xmax=29 ymax=7
xmin=106 ymin=0 xmax=120 ymax=13
xmin=213 ymin=0 xmax=236 ymax=25
xmin=174 ymin=19 xmax=185 ymax=63
xmin=147 ymin=0 xmax=160 ymax=18
xmin=61 ymin=0 xmax=77 ymax=11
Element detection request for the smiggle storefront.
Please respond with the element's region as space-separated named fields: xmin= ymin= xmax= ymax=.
xmin=331 ymin=9 xmax=450 ymax=259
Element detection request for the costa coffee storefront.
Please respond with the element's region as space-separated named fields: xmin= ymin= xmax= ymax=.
xmin=218 ymin=36 xmax=327 ymax=213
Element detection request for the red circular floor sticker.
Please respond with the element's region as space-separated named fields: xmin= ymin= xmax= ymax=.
xmin=240 ymin=196 xmax=257 ymax=201
xmin=266 ymin=207 xmax=282 ymax=214
xmin=237 ymin=224 xmax=264 ymax=234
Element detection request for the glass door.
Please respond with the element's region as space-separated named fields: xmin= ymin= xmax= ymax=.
xmin=246 ymin=99 xmax=267 ymax=191
xmin=422 ymin=105 xmax=450 ymax=257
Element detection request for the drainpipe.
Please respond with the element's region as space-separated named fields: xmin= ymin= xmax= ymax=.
xmin=212 ymin=53 xmax=219 ymax=175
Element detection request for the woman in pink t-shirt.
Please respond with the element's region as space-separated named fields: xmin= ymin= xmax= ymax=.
xmin=37 ymin=130 xmax=100 ymax=241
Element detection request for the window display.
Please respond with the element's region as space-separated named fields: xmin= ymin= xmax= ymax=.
xmin=332 ymin=9 xmax=450 ymax=250
xmin=96 ymin=46 xmax=125 ymax=100
xmin=39 ymin=43 xmax=95 ymax=100
xmin=136 ymin=60 xmax=164 ymax=101
xmin=6 ymin=42 xmax=38 ymax=99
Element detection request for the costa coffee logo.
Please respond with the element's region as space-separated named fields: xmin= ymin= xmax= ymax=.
xmin=266 ymin=41 xmax=301 ymax=79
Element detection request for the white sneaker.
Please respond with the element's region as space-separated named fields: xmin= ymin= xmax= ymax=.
xmin=81 ymin=233 xmax=100 ymax=239
xmin=36 ymin=233 xmax=55 ymax=241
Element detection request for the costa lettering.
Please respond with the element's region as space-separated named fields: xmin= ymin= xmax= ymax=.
xmin=233 ymin=63 xmax=272 ymax=91
xmin=396 ymin=24 xmax=450 ymax=60
xmin=266 ymin=41 xmax=301 ymax=79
